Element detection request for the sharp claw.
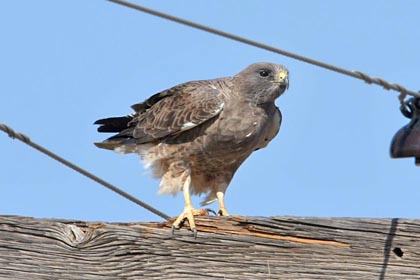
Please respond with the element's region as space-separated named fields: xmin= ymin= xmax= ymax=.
xmin=218 ymin=209 xmax=227 ymax=216
xmin=218 ymin=208 xmax=230 ymax=216
xmin=178 ymin=219 xmax=185 ymax=228
xmin=172 ymin=206 xmax=210 ymax=237
xmin=205 ymin=208 xmax=217 ymax=216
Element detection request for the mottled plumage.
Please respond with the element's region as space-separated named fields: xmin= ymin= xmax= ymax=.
xmin=95 ymin=62 xmax=289 ymax=235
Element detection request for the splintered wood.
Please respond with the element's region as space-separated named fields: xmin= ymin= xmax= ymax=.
xmin=0 ymin=215 xmax=419 ymax=279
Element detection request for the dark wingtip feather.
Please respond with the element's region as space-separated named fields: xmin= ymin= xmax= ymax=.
xmin=94 ymin=116 xmax=134 ymax=133
xmin=93 ymin=118 xmax=105 ymax=125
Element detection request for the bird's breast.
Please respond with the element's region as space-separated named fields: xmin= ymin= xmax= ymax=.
xmin=184 ymin=103 xmax=281 ymax=173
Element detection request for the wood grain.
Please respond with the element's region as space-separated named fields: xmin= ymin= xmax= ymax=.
xmin=0 ymin=215 xmax=418 ymax=279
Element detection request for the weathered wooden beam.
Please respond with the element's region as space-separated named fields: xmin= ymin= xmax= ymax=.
xmin=0 ymin=215 xmax=418 ymax=279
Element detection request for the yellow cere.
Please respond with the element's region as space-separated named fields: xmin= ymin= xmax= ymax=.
xmin=278 ymin=71 xmax=288 ymax=80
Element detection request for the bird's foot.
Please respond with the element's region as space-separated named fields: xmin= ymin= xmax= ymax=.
xmin=172 ymin=205 xmax=209 ymax=238
xmin=218 ymin=207 xmax=230 ymax=216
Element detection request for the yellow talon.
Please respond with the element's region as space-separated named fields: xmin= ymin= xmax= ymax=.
xmin=171 ymin=172 xmax=208 ymax=237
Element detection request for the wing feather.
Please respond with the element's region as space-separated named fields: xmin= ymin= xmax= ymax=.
xmin=131 ymin=80 xmax=224 ymax=144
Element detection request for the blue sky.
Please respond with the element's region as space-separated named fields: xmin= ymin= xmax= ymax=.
xmin=1 ymin=1 xmax=420 ymax=223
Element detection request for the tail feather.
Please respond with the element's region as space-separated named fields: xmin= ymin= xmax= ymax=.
xmin=94 ymin=115 xmax=136 ymax=151
xmin=94 ymin=141 xmax=120 ymax=150
xmin=94 ymin=138 xmax=137 ymax=152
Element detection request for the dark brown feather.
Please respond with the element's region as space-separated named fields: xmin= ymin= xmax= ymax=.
xmin=95 ymin=80 xmax=224 ymax=145
xmin=94 ymin=116 xmax=134 ymax=133
xmin=132 ymin=81 xmax=223 ymax=144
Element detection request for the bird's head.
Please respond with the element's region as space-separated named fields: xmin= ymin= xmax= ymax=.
xmin=234 ymin=62 xmax=289 ymax=104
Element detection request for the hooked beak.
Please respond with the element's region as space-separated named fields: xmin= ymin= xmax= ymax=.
xmin=274 ymin=70 xmax=289 ymax=90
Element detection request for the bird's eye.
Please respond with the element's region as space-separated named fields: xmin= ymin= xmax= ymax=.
xmin=259 ymin=70 xmax=270 ymax=77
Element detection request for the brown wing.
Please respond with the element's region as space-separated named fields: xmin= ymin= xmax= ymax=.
xmin=130 ymin=80 xmax=224 ymax=144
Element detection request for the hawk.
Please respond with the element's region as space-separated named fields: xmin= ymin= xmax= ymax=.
xmin=95 ymin=62 xmax=289 ymax=236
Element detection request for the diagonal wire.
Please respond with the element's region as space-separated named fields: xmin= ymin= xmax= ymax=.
xmin=0 ymin=123 xmax=171 ymax=221
xmin=107 ymin=0 xmax=420 ymax=103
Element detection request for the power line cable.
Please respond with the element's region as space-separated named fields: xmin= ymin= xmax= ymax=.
xmin=0 ymin=123 xmax=171 ymax=221
xmin=107 ymin=0 xmax=420 ymax=105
